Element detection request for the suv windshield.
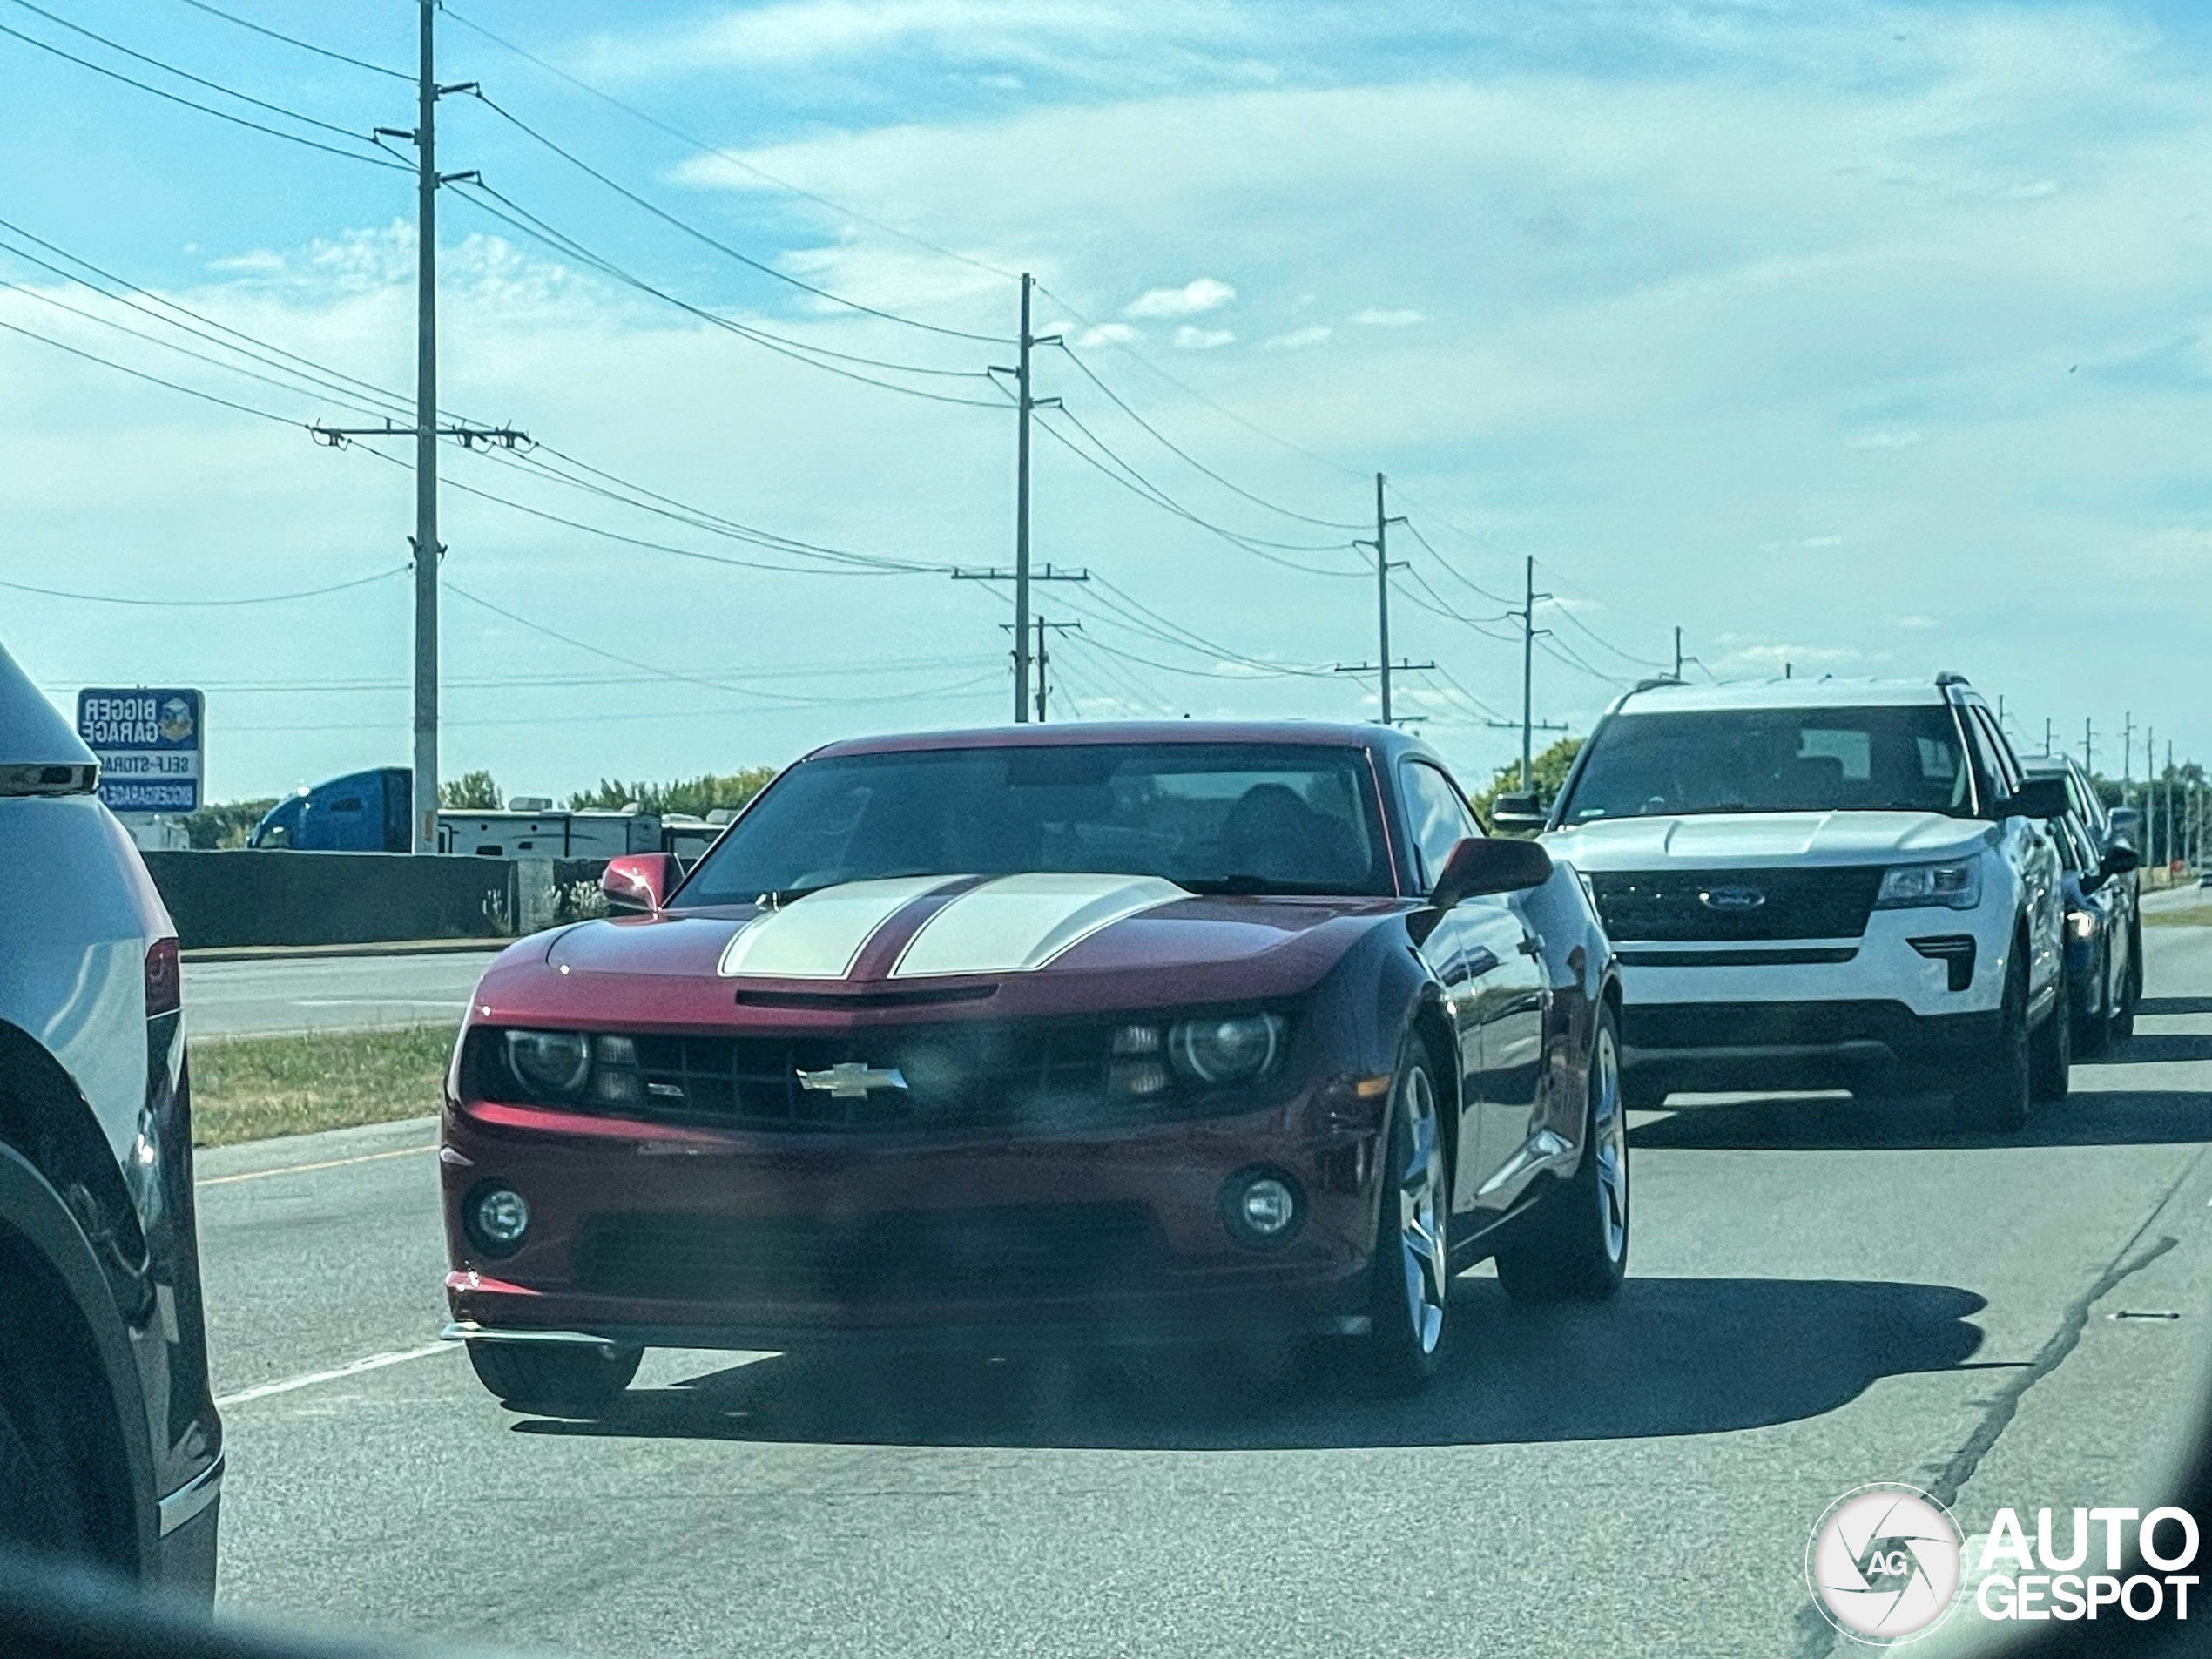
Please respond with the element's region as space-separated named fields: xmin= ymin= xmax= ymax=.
xmin=1557 ymin=705 xmax=1974 ymax=822
xmin=679 ymin=742 xmax=1392 ymax=902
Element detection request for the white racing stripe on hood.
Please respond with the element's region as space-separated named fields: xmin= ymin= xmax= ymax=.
xmin=890 ymin=873 xmax=1187 ymax=979
xmin=717 ymin=875 xmax=953 ymax=979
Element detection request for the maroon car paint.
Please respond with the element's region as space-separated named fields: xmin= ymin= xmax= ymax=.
xmin=441 ymin=722 xmax=1617 ymax=1353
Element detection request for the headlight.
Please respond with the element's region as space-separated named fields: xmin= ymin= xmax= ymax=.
xmin=1874 ymin=860 xmax=1982 ymax=910
xmin=505 ymin=1029 xmax=590 ymax=1097
xmin=2068 ymin=910 xmax=2098 ymax=941
xmin=1169 ymin=1014 xmax=1285 ymax=1085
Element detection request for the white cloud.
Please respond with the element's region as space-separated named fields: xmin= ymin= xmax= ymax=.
xmin=1264 ymin=325 xmax=1333 ymax=348
xmin=1123 ymin=277 xmax=1237 ymax=318
xmin=1172 ymin=325 xmax=1235 ymax=349
xmin=1352 ymin=307 xmax=1426 ymax=327
xmin=1074 ymin=321 xmax=1142 ymax=347
xmin=1845 ymin=428 xmax=1926 ymax=450
xmin=1888 ymin=615 xmax=1939 ymax=631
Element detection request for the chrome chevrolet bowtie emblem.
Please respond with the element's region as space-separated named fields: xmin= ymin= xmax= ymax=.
xmin=1698 ymin=885 xmax=1766 ymax=911
xmin=797 ymin=1062 xmax=908 ymax=1099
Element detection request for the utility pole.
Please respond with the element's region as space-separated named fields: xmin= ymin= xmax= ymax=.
xmin=2084 ymin=717 xmax=2095 ymax=777
xmin=2167 ymin=738 xmax=2175 ymax=872
xmin=1518 ymin=555 xmax=1552 ymax=788
xmin=982 ymin=275 xmax=1061 ymax=723
xmin=1332 ymin=474 xmax=1428 ymax=727
xmin=2043 ymin=717 xmax=2054 ymax=757
xmin=1674 ymin=626 xmax=1683 ymax=680
xmin=1007 ymin=617 xmax=1081 ymax=721
xmin=954 ymin=563 xmax=1087 ymax=707
xmin=315 ymin=3 xmax=521 ymax=851
xmin=2122 ymin=711 xmax=2134 ymax=799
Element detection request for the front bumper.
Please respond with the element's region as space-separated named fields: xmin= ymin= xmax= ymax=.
xmin=441 ymin=1090 xmax=1384 ymax=1352
xmin=1621 ymin=999 xmax=2002 ymax=1093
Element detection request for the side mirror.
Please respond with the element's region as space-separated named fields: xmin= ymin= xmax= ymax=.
xmin=1430 ymin=835 xmax=1553 ymax=914
xmin=1488 ymin=791 xmax=1548 ymax=837
xmin=1999 ymin=776 xmax=2070 ymax=821
xmin=2101 ymin=841 xmax=2142 ymax=879
xmin=600 ymin=853 xmax=676 ymax=914
xmin=2108 ymin=806 xmax=2144 ymax=851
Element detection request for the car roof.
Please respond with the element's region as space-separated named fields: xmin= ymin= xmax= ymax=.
xmin=1611 ymin=678 xmax=1959 ymax=714
xmin=2019 ymin=754 xmax=2077 ymax=777
xmin=0 ymin=638 xmax=97 ymax=771
xmin=806 ymin=719 xmax=1414 ymax=760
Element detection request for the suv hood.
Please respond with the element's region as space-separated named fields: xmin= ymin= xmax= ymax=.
xmin=1546 ymin=811 xmax=1993 ymax=870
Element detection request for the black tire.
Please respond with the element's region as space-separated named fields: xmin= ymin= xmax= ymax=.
xmin=2075 ymin=947 xmax=2111 ymax=1058
xmin=1356 ymin=1048 xmax=1450 ymax=1396
xmin=1955 ymin=945 xmax=2030 ymax=1132
xmin=2030 ymin=968 xmax=2070 ymax=1101
xmin=1494 ymin=1003 xmax=1629 ymax=1305
xmin=467 ymin=1339 xmax=641 ymax=1416
xmin=0 ymin=1383 xmax=91 ymax=1568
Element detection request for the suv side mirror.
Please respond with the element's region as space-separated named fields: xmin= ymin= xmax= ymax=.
xmin=1488 ymin=791 xmax=1548 ymax=837
xmin=600 ymin=853 xmax=676 ymax=914
xmin=1430 ymin=836 xmax=1553 ymax=914
xmin=1999 ymin=776 xmax=2070 ymax=821
xmin=2101 ymin=841 xmax=2142 ymax=880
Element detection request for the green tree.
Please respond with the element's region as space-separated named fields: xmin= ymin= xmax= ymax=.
xmin=184 ymin=797 xmax=280 ymax=849
xmin=568 ymin=768 xmax=777 ymax=818
xmin=1469 ymin=736 xmax=1583 ymax=825
xmin=441 ymin=770 xmax=502 ymax=810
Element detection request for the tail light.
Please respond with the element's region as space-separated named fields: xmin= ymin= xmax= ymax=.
xmin=145 ymin=936 xmax=181 ymax=1019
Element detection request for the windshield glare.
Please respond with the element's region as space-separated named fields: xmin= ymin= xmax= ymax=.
xmin=1559 ymin=705 xmax=1973 ymax=822
xmin=679 ymin=742 xmax=1393 ymax=902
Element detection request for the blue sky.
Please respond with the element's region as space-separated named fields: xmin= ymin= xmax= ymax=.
xmin=4 ymin=0 xmax=2210 ymax=802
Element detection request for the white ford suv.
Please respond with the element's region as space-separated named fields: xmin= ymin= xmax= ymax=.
xmin=1542 ymin=675 xmax=2070 ymax=1130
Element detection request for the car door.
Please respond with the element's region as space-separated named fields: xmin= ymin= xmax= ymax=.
xmin=1966 ymin=705 xmax=2064 ymax=1001
xmin=1399 ymin=759 xmax=1546 ymax=1218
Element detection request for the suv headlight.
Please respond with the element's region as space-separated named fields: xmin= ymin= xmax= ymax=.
xmin=1874 ymin=859 xmax=1982 ymax=910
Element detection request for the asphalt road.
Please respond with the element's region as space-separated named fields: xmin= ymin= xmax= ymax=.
xmin=199 ymin=930 xmax=2212 ymax=1658
xmin=182 ymin=949 xmax=501 ymax=1038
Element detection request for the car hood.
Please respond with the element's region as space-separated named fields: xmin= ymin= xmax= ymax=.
xmin=1545 ymin=811 xmax=1994 ymax=871
xmin=483 ymin=873 xmax=1408 ymax=1027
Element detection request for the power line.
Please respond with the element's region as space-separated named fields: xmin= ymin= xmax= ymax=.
xmin=442 ymin=5 xmax=1021 ymax=285
xmin=0 ymin=17 xmax=405 ymax=170
xmin=466 ymin=91 xmax=1009 ymax=344
xmin=1051 ymin=341 xmax=1365 ymax=529
xmin=168 ymin=0 xmax=411 ymax=80
xmin=0 ymin=566 xmax=405 ymax=606
xmin=448 ymin=182 xmax=1008 ymax=408
xmin=0 ymin=312 xmax=307 ymax=424
xmin=8 ymin=0 xmax=374 ymax=140
xmin=1396 ymin=518 xmax=1517 ymax=607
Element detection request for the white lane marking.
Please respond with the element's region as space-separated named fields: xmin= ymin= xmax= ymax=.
xmin=893 ymin=872 xmax=1186 ymax=978
xmin=215 ymin=1341 xmax=454 ymax=1408
xmin=718 ymin=875 xmax=949 ymax=979
xmin=198 ymin=1143 xmax=436 ymax=1188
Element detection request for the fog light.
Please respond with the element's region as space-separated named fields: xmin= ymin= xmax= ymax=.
xmin=1221 ymin=1168 xmax=1303 ymax=1247
xmin=468 ymin=1184 xmax=529 ymax=1257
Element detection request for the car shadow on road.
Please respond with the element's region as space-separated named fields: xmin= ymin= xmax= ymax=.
xmin=510 ymin=1274 xmax=1990 ymax=1453
xmin=2080 ymin=1032 xmax=2212 ymax=1065
xmin=2138 ymin=996 xmax=2212 ymax=1017
xmin=1629 ymin=1087 xmax=2212 ymax=1152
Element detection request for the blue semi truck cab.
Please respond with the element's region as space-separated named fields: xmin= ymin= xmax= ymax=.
xmin=249 ymin=766 xmax=412 ymax=852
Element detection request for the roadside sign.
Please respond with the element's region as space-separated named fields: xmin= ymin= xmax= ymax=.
xmin=77 ymin=688 xmax=204 ymax=813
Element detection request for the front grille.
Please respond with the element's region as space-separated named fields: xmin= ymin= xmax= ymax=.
xmin=630 ymin=1023 xmax=1113 ymax=1132
xmin=572 ymin=1204 xmax=1168 ymax=1302
xmin=1588 ymin=867 xmax=1883 ymax=942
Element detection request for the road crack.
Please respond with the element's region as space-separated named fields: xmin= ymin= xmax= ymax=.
xmin=1791 ymin=1149 xmax=2206 ymax=1658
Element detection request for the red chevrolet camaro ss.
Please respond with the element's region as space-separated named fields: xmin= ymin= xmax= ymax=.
xmin=439 ymin=721 xmax=1624 ymax=1410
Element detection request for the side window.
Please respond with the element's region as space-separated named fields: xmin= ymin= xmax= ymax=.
xmin=1971 ymin=707 xmax=2024 ymax=798
xmin=1399 ymin=761 xmax=1480 ymax=889
xmin=1957 ymin=706 xmax=2006 ymax=813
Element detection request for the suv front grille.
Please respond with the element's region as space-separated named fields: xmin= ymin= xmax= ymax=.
xmin=572 ymin=1204 xmax=1168 ymax=1302
xmin=1588 ymin=867 xmax=1884 ymax=941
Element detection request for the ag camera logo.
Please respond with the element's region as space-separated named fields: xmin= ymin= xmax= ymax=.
xmin=1807 ymin=1485 xmax=1963 ymax=1643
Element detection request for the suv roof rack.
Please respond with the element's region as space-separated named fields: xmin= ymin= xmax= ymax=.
xmin=1934 ymin=671 xmax=1972 ymax=689
xmin=1629 ymin=676 xmax=1685 ymax=695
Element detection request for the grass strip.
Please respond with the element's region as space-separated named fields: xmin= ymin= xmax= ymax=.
xmin=2144 ymin=906 xmax=2212 ymax=928
xmin=188 ymin=1024 xmax=453 ymax=1149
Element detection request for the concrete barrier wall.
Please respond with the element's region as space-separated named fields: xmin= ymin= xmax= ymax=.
xmin=144 ymin=851 xmax=523 ymax=949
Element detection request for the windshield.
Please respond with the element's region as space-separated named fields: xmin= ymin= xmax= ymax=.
xmin=1558 ymin=705 xmax=1973 ymax=822
xmin=679 ymin=742 xmax=1392 ymax=901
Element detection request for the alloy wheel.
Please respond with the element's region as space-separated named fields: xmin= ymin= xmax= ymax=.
xmin=1396 ymin=1065 xmax=1449 ymax=1355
